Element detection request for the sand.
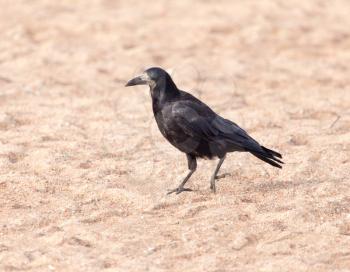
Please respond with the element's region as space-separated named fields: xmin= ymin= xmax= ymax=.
xmin=0 ymin=0 xmax=349 ymax=271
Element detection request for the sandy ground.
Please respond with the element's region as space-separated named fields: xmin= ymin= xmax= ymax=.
xmin=0 ymin=0 xmax=350 ymax=271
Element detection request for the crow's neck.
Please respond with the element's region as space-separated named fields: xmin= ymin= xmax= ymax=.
xmin=151 ymin=75 xmax=179 ymax=113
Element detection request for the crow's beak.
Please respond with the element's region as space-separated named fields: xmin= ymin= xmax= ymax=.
xmin=125 ymin=74 xmax=149 ymax=87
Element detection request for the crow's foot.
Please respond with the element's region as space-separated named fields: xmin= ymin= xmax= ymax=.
xmin=215 ymin=173 xmax=230 ymax=180
xmin=167 ymin=187 xmax=193 ymax=195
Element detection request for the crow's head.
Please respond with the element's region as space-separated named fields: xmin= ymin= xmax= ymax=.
xmin=125 ymin=67 xmax=172 ymax=89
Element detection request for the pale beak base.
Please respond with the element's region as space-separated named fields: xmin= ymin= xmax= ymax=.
xmin=125 ymin=73 xmax=149 ymax=87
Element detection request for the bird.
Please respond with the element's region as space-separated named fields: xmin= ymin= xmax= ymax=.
xmin=125 ymin=67 xmax=283 ymax=194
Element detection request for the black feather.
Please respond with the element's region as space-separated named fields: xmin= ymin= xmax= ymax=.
xmin=261 ymin=146 xmax=283 ymax=159
xmin=251 ymin=152 xmax=283 ymax=168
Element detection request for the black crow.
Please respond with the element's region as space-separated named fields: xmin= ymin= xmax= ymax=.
xmin=125 ymin=67 xmax=283 ymax=194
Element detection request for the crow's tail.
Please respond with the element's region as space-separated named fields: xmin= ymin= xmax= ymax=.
xmin=250 ymin=146 xmax=283 ymax=169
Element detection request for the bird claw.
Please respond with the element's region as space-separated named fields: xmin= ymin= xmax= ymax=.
xmin=167 ymin=187 xmax=193 ymax=195
xmin=210 ymin=181 xmax=216 ymax=193
xmin=215 ymin=173 xmax=230 ymax=180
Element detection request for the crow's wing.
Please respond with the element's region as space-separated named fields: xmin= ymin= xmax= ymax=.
xmin=171 ymin=100 xmax=219 ymax=140
xmin=211 ymin=116 xmax=260 ymax=148
xmin=212 ymin=116 xmax=283 ymax=166
xmin=171 ymin=100 xmax=283 ymax=166
xmin=171 ymin=100 xmax=261 ymax=151
xmin=170 ymin=93 xmax=283 ymax=166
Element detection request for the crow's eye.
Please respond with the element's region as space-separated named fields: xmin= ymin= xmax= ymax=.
xmin=149 ymin=75 xmax=157 ymax=81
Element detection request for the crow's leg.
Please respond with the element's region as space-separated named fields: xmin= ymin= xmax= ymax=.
xmin=167 ymin=154 xmax=197 ymax=195
xmin=210 ymin=155 xmax=226 ymax=193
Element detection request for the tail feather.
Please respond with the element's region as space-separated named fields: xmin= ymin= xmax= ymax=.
xmin=261 ymin=146 xmax=282 ymax=158
xmin=251 ymin=152 xmax=283 ymax=168
xmin=249 ymin=146 xmax=283 ymax=168
xmin=212 ymin=116 xmax=283 ymax=168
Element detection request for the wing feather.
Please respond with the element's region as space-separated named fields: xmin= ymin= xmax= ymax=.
xmin=171 ymin=102 xmax=218 ymax=140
